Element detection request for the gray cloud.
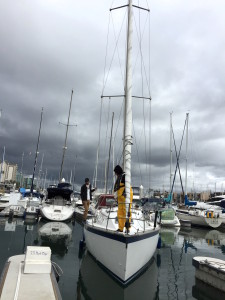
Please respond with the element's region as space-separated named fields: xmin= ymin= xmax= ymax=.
xmin=0 ymin=0 xmax=224 ymax=194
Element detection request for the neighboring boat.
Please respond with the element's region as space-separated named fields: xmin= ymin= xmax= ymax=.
xmin=84 ymin=0 xmax=159 ymax=285
xmin=132 ymin=185 xmax=144 ymax=205
xmin=192 ymin=256 xmax=225 ymax=293
xmin=73 ymin=203 xmax=94 ymax=224
xmin=175 ymin=114 xmax=225 ymax=229
xmin=40 ymin=91 xmax=76 ymax=222
xmin=0 ymin=205 xmax=25 ymax=218
xmin=176 ymin=203 xmax=225 ymax=229
xmin=18 ymin=189 xmax=42 ymax=220
xmin=74 ymin=194 xmax=113 ymax=224
xmin=0 ymin=246 xmax=62 ymax=300
xmin=0 ymin=192 xmax=21 ymax=211
xmin=207 ymin=194 xmax=225 ymax=209
xmin=40 ymin=181 xmax=74 ymax=222
xmin=152 ymin=113 xmax=179 ymax=228
xmin=151 ymin=206 xmax=180 ymax=227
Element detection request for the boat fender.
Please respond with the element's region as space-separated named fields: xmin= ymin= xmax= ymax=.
xmin=79 ymin=239 xmax=86 ymax=250
xmin=154 ymin=211 xmax=158 ymax=228
xmin=157 ymin=236 xmax=161 ymax=249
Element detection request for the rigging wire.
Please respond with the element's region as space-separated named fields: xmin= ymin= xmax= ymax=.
xmin=170 ymin=116 xmax=188 ymax=196
xmin=101 ymin=10 xmax=127 ymax=96
xmin=93 ymin=98 xmax=103 ymax=187
xmin=130 ymin=6 xmax=151 ymax=186
xmin=98 ymin=1 xmax=152 ymax=190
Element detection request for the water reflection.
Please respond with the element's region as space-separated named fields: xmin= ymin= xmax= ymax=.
xmin=179 ymin=227 xmax=225 ymax=254
xmin=160 ymin=227 xmax=180 ymax=246
xmin=38 ymin=221 xmax=72 ymax=257
xmin=1 ymin=218 xmax=225 ymax=299
xmin=78 ymin=251 xmax=159 ymax=300
xmin=192 ymin=277 xmax=225 ymax=299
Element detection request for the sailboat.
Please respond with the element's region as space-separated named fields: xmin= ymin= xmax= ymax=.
xmin=83 ymin=0 xmax=159 ymax=285
xmin=175 ymin=114 xmax=225 ymax=229
xmin=150 ymin=113 xmax=180 ymax=227
xmin=40 ymin=91 xmax=75 ymax=222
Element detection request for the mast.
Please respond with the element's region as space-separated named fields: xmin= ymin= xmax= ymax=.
xmin=124 ymin=0 xmax=133 ymax=212
xmin=0 ymin=146 xmax=5 ymax=183
xmin=59 ymin=90 xmax=73 ymax=182
xmin=184 ymin=113 xmax=189 ymax=202
xmin=169 ymin=112 xmax=173 ymax=201
xmin=20 ymin=152 xmax=24 ymax=187
xmin=37 ymin=153 xmax=44 ymax=190
xmin=30 ymin=107 xmax=44 ymax=194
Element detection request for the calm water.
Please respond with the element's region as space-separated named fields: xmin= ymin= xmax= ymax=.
xmin=0 ymin=218 xmax=225 ymax=300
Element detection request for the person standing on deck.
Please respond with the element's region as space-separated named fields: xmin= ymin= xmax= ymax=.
xmin=80 ymin=178 xmax=96 ymax=222
xmin=114 ymin=165 xmax=133 ymax=232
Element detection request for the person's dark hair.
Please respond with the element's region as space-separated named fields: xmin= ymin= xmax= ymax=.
xmin=114 ymin=165 xmax=123 ymax=175
xmin=85 ymin=178 xmax=90 ymax=183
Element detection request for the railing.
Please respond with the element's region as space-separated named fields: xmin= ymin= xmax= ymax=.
xmin=89 ymin=201 xmax=159 ymax=233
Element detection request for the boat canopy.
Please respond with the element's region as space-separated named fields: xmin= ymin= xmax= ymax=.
xmin=47 ymin=183 xmax=73 ymax=201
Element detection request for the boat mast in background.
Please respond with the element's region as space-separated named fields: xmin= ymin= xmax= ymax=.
xmin=59 ymin=89 xmax=76 ymax=182
xmin=0 ymin=146 xmax=5 ymax=183
xmin=30 ymin=107 xmax=44 ymax=194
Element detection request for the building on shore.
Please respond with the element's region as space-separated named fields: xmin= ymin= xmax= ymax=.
xmin=0 ymin=161 xmax=17 ymax=183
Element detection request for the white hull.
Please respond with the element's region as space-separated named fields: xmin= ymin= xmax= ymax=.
xmin=176 ymin=211 xmax=208 ymax=227
xmin=193 ymin=256 xmax=225 ymax=293
xmin=176 ymin=209 xmax=225 ymax=229
xmin=0 ymin=246 xmax=62 ymax=300
xmin=150 ymin=208 xmax=180 ymax=227
xmin=160 ymin=215 xmax=180 ymax=227
xmin=84 ymin=226 xmax=158 ymax=283
xmin=84 ymin=206 xmax=159 ymax=284
xmin=40 ymin=205 xmax=74 ymax=221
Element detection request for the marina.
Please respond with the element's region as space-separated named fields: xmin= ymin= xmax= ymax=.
xmin=0 ymin=217 xmax=225 ymax=299
xmin=0 ymin=0 xmax=225 ymax=299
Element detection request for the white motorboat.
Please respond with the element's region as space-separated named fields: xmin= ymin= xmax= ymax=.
xmin=151 ymin=206 xmax=180 ymax=227
xmin=0 ymin=246 xmax=62 ymax=300
xmin=193 ymin=256 xmax=225 ymax=293
xmin=0 ymin=192 xmax=21 ymax=211
xmin=0 ymin=205 xmax=25 ymax=218
xmin=40 ymin=181 xmax=74 ymax=222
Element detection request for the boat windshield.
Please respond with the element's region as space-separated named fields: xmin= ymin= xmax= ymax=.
xmin=161 ymin=209 xmax=175 ymax=220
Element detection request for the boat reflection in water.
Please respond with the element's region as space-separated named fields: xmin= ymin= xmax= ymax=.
xmin=160 ymin=226 xmax=180 ymax=246
xmin=0 ymin=217 xmax=25 ymax=231
xmin=38 ymin=221 xmax=72 ymax=256
xmin=77 ymin=251 xmax=158 ymax=300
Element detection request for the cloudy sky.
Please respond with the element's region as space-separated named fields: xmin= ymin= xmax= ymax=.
xmin=0 ymin=0 xmax=224 ymax=194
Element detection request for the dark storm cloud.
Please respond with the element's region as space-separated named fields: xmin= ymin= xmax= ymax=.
xmin=0 ymin=0 xmax=224 ymax=193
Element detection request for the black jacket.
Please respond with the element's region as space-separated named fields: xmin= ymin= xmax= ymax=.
xmin=80 ymin=183 xmax=95 ymax=201
xmin=114 ymin=172 xmax=125 ymax=192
